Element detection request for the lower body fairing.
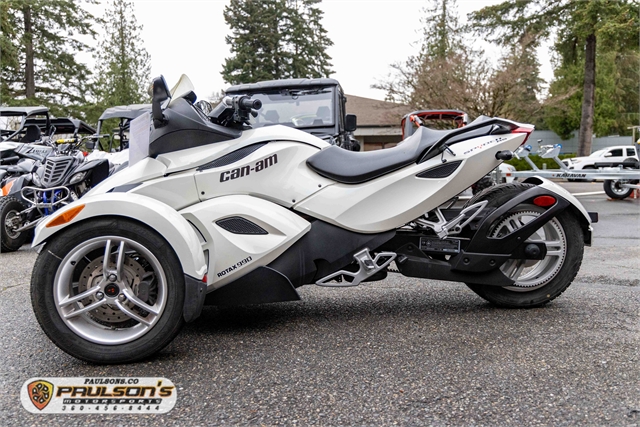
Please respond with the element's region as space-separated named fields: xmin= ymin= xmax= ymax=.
xmin=205 ymin=180 xmax=594 ymax=306
xmin=204 ymin=220 xmax=395 ymax=306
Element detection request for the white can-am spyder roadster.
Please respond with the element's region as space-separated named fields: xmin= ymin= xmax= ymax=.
xmin=30 ymin=75 xmax=596 ymax=364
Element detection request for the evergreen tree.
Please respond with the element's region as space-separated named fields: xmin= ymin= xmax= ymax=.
xmin=469 ymin=0 xmax=639 ymax=155
xmin=91 ymin=0 xmax=151 ymax=122
xmin=0 ymin=0 xmax=96 ymax=118
xmin=221 ymin=0 xmax=333 ymax=85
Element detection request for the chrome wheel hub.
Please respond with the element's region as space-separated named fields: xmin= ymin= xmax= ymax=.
xmin=54 ymin=237 xmax=167 ymax=345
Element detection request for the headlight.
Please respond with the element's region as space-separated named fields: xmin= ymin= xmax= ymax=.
xmin=572 ymin=158 xmax=582 ymax=164
xmin=32 ymin=172 xmax=42 ymax=187
xmin=68 ymin=171 xmax=87 ymax=185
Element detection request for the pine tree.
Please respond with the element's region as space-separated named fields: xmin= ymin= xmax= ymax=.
xmin=91 ymin=0 xmax=151 ymax=122
xmin=0 ymin=0 xmax=96 ymax=117
xmin=469 ymin=0 xmax=639 ymax=155
xmin=287 ymin=0 xmax=333 ymax=79
xmin=221 ymin=0 xmax=333 ymax=85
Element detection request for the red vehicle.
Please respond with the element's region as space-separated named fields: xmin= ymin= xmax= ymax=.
xmin=400 ymin=109 xmax=469 ymax=140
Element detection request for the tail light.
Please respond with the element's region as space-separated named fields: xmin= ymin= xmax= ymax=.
xmin=511 ymin=126 xmax=534 ymax=145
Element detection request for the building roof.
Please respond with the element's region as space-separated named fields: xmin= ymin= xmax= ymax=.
xmin=345 ymin=95 xmax=409 ymax=127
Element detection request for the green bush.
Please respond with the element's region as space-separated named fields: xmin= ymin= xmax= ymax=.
xmin=505 ymin=154 xmax=575 ymax=171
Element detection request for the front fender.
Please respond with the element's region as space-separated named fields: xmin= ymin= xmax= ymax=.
xmin=32 ymin=193 xmax=207 ymax=279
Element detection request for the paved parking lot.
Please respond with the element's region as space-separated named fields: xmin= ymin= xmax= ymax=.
xmin=0 ymin=182 xmax=638 ymax=426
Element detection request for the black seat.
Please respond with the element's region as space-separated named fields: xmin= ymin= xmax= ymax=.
xmin=307 ymin=116 xmax=497 ymax=185
xmin=20 ymin=125 xmax=42 ymax=142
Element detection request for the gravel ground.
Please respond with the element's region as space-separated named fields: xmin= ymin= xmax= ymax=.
xmin=0 ymin=183 xmax=638 ymax=426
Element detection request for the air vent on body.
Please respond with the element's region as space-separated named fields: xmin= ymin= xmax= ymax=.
xmin=416 ymin=160 xmax=462 ymax=179
xmin=197 ymin=143 xmax=267 ymax=171
xmin=216 ymin=217 xmax=268 ymax=235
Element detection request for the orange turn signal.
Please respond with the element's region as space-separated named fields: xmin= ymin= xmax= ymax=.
xmin=1 ymin=179 xmax=14 ymax=196
xmin=46 ymin=204 xmax=85 ymax=228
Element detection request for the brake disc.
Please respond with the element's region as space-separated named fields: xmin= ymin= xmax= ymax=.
xmin=77 ymin=255 xmax=156 ymax=325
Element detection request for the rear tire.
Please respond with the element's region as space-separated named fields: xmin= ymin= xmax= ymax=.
xmin=471 ymin=175 xmax=495 ymax=195
xmin=31 ymin=218 xmax=186 ymax=364
xmin=463 ymin=183 xmax=584 ymax=308
xmin=0 ymin=196 xmax=28 ymax=252
xmin=603 ymin=179 xmax=634 ymax=200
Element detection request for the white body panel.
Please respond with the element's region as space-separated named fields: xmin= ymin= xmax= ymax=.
xmin=87 ymin=157 xmax=167 ymax=196
xmin=194 ymin=141 xmax=334 ymax=208
xmin=180 ymin=195 xmax=311 ymax=289
xmin=32 ymin=193 xmax=207 ymax=279
xmin=296 ymin=133 xmax=527 ymax=232
xmin=130 ymin=171 xmax=199 ymax=210
xmin=156 ymin=125 xmax=328 ymax=173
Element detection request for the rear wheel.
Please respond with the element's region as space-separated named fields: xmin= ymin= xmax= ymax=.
xmin=0 ymin=196 xmax=28 ymax=252
xmin=603 ymin=179 xmax=634 ymax=200
xmin=31 ymin=218 xmax=185 ymax=364
xmin=463 ymin=183 xmax=584 ymax=308
xmin=471 ymin=175 xmax=495 ymax=195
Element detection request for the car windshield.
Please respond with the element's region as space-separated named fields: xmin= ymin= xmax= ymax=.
xmin=245 ymin=88 xmax=335 ymax=129
xmin=589 ymin=149 xmax=606 ymax=157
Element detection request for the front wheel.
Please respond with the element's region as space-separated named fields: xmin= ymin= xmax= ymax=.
xmin=0 ymin=196 xmax=29 ymax=252
xmin=603 ymin=179 xmax=634 ymax=200
xmin=464 ymin=183 xmax=584 ymax=308
xmin=31 ymin=218 xmax=186 ymax=364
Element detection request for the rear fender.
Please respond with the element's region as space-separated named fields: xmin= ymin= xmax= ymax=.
xmin=32 ymin=193 xmax=207 ymax=279
xmin=523 ymin=176 xmax=594 ymax=244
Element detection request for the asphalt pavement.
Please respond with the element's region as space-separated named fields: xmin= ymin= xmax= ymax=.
xmin=0 ymin=181 xmax=638 ymax=426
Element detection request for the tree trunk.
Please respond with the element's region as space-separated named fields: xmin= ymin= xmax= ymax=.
xmin=578 ymin=33 xmax=596 ymax=157
xmin=23 ymin=5 xmax=35 ymax=99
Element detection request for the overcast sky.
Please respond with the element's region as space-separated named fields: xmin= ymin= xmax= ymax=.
xmin=82 ymin=0 xmax=554 ymax=101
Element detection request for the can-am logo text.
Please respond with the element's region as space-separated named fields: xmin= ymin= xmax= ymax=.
xmin=220 ymin=154 xmax=278 ymax=182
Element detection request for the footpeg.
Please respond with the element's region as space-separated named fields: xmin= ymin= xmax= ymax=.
xmin=315 ymin=249 xmax=396 ymax=287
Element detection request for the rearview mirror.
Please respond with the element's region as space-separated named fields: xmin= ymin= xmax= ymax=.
xmin=195 ymin=100 xmax=213 ymax=115
xmin=345 ymin=114 xmax=357 ymax=132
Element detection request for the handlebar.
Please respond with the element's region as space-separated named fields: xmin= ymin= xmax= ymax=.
xmin=238 ymin=97 xmax=262 ymax=111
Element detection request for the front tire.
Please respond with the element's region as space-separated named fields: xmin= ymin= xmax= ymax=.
xmin=0 ymin=196 xmax=28 ymax=252
xmin=463 ymin=183 xmax=584 ymax=308
xmin=31 ymin=218 xmax=186 ymax=364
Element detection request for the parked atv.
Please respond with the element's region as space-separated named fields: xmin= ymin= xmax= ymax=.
xmin=0 ymin=106 xmax=55 ymax=167
xmin=1 ymin=119 xmax=105 ymax=252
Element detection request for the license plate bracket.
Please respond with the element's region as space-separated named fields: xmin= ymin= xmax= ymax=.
xmin=419 ymin=237 xmax=461 ymax=254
